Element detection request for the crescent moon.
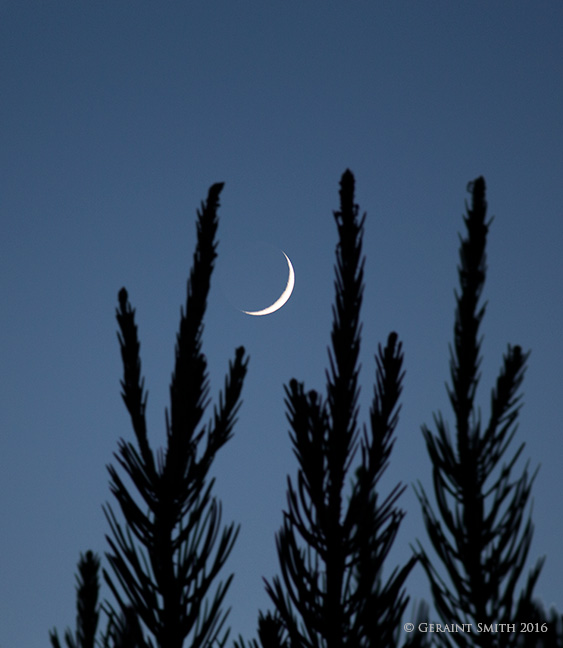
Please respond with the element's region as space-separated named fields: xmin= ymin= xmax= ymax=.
xmin=242 ymin=251 xmax=295 ymax=316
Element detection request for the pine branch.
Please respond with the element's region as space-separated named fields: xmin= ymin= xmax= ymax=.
xmin=164 ymin=183 xmax=223 ymax=485
xmin=50 ymin=551 xmax=101 ymax=648
xmin=233 ymin=612 xmax=289 ymax=648
xmin=347 ymin=333 xmax=415 ymax=646
xmin=116 ymin=288 xmax=156 ymax=479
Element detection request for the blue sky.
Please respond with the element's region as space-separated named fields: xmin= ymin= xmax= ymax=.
xmin=1 ymin=2 xmax=563 ymax=645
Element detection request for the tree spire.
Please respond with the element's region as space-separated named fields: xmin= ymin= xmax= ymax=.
xmin=415 ymin=177 xmax=543 ymax=647
xmin=264 ymin=170 xmax=415 ymax=648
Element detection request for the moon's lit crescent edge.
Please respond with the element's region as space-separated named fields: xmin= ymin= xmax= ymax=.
xmin=242 ymin=252 xmax=295 ymax=316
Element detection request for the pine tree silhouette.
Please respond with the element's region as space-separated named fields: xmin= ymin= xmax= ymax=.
xmin=234 ymin=612 xmax=289 ymax=648
xmin=50 ymin=550 xmax=145 ymax=648
xmin=414 ymin=178 xmax=544 ymax=648
xmin=52 ymin=183 xmax=248 ymax=648
xmin=50 ymin=551 xmax=101 ymax=648
xmin=259 ymin=170 xmax=416 ymax=648
xmin=103 ymin=182 xmax=248 ymax=648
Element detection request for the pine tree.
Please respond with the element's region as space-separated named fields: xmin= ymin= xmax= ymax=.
xmin=234 ymin=612 xmax=289 ymax=648
xmin=414 ymin=177 xmax=544 ymax=648
xmin=102 ymin=182 xmax=249 ymax=647
xmin=261 ymin=170 xmax=416 ymax=648
xmin=50 ymin=551 xmax=101 ymax=648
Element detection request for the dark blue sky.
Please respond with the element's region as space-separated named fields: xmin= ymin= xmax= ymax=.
xmin=2 ymin=3 xmax=563 ymax=646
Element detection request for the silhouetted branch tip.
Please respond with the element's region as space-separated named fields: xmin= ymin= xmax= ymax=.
xmin=118 ymin=287 xmax=128 ymax=310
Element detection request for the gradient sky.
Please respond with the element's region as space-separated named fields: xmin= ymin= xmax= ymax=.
xmin=2 ymin=3 xmax=563 ymax=646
